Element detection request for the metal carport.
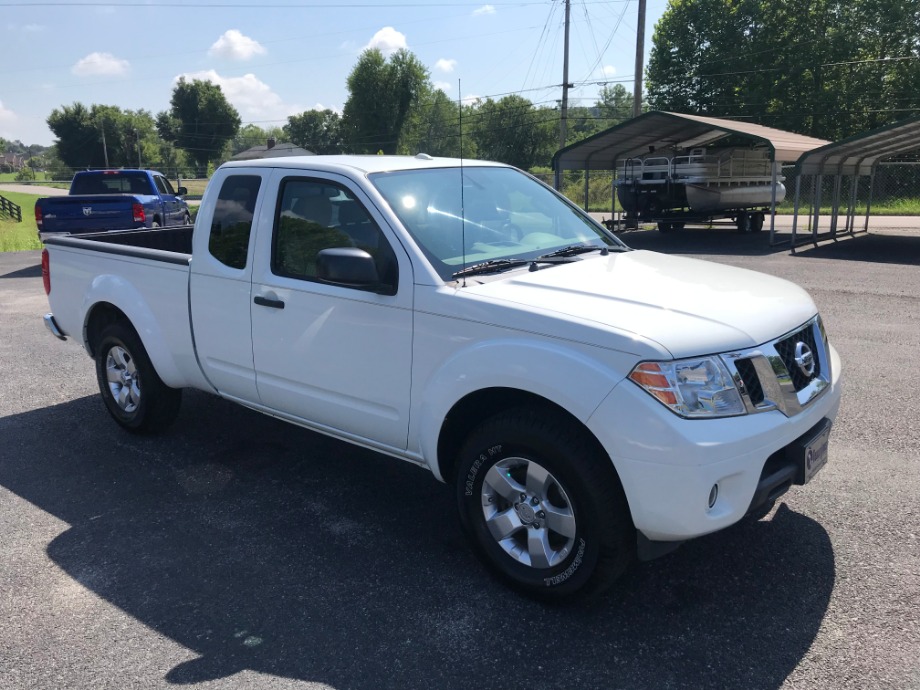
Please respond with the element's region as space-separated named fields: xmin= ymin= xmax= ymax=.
xmin=789 ymin=115 xmax=920 ymax=249
xmin=552 ymin=111 xmax=829 ymax=242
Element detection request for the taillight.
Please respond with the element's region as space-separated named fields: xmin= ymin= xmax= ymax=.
xmin=35 ymin=205 xmax=43 ymax=229
xmin=41 ymin=249 xmax=51 ymax=295
xmin=133 ymin=203 xmax=146 ymax=224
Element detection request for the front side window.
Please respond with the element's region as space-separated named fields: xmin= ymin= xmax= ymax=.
xmin=271 ymin=178 xmax=397 ymax=289
xmin=209 ymin=175 xmax=262 ymax=269
xmin=369 ymin=166 xmax=622 ymax=281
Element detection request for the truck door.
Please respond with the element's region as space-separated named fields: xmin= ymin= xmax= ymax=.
xmin=153 ymin=174 xmax=183 ymax=225
xmin=249 ymin=171 xmax=413 ymax=450
xmin=189 ymin=172 xmax=268 ymax=403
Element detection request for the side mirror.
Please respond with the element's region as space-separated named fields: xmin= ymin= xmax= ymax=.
xmin=316 ymin=247 xmax=394 ymax=294
xmin=177 ymin=186 xmax=188 ymax=196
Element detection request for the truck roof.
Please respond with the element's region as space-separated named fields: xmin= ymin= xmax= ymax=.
xmin=219 ymin=154 xmax=510 ymax=176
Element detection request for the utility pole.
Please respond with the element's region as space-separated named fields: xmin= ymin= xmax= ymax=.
xmin=100 ymin=123 xmax=109 ymax=168
xmin=633 ymin=0 xmax=647 ymax=118
xmin=559 ymin=0 xmax=572 ymax=150
xmin=135 ymin=129 xmax=142 ymax=168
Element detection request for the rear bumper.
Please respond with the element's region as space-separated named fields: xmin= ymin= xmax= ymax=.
xmin=43 ymin=313 xmax=67 ymax=340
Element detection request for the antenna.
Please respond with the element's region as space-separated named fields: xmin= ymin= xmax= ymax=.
xmin=458 ymin=78 xmax=467 ymax=287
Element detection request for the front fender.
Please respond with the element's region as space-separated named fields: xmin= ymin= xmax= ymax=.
xmin=80 ymin=273 xmax=188 ymax=388
xmin=414 ymin=338 xmax=636 ymax=480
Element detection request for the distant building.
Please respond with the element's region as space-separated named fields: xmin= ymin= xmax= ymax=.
xmin=0 ymin=152 xmax=25 ymax=171
xmin=231 ymin=138 xmax=313 ymax=161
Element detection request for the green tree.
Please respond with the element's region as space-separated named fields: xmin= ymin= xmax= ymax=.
xmin=47 ymin=102 xmax=158 ymax=169
xmin=469 ymin=95 xmax=557 ymax=169
xmin=341 ymin=48 xmax=430 ymax=154
xmin=284 ymin=109 xmax=343 ymax=154
xmin=646 ymin=0 xmax=920 ymax=140
xmin=156 ymin=78 xmax=241 ymax=171
xmin=400 ymin=88 xmax=466 ymax=157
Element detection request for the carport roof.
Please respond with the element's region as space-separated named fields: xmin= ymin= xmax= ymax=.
xmin=553 ymin=111 xmax=830 ymax=171
xmin=794 ymin=114 xmax=920 ymax=176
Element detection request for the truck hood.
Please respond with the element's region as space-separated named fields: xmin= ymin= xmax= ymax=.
xmin=464 ymin=250 xmax=818 ymax=359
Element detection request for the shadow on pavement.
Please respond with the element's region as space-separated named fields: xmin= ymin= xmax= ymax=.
xmin=0 ymin=262 xmax=41 ymax=279
xmin=1 ymin=391 xmax=835 ymax=689
xmin=618 ymin=227 xmax=920 ymax=266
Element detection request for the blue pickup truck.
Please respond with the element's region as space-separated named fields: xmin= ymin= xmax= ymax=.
xmin=35 ymin=169 xmax=191 ymax=238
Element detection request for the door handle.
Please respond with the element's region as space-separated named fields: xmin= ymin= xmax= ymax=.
xmin=254 ymin=295 xmax=285 ymax=309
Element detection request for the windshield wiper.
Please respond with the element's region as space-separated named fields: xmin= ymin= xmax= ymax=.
xmin=452 ymin=258 xmax=530 ymax=279
xmin=538 ymin=243 xmax=614 ymax=259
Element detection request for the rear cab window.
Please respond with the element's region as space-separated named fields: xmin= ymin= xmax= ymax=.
xmin=209 ymin=175 xmax=262 ymax=269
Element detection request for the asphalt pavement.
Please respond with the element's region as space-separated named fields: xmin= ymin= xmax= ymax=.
xmin=1 ymin=226 xmax=918 ymax=690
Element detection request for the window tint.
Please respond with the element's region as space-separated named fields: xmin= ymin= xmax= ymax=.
xmin=272 ymin=178 xmax=398 ymax=289
xmin=155 ymin=175 xmax=176 ymax=195
xmin=209 ymin=175 xmax=262 ymax=269
xmin=71 ymin=172 xmax=154 ymax=195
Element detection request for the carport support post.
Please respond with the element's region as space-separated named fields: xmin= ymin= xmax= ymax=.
xmin=812 ymin=174 xmax=824 ymax=242
xmin=791 ymin=174 xmax=802 ymax=246
xmin=830 ymin=175 xmax=842 ymax=238
xmin=864 ymin=171 xmax=875 ymax=233
xmin=847 ymin=175 xmax=858 ymax=234
xmin=769 ymin=160 xmax=778 ymax=244
xmin=584 ymin=168 xmax=590 ymax=210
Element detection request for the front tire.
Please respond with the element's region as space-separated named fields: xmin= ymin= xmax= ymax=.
xmin=456 ymin=408 xmax=633 ymax=601
xmin=94 ymin=322 xmax=181 ymax=434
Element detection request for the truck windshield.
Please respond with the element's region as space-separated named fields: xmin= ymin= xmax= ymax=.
xmin=369 ymin=166 xmax=623 ymax=281
xmin=71 ymin=173 xmax=154 ymax=196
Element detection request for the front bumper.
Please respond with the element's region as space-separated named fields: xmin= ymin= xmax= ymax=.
xmin=587 ymin=343 xmax=842 ymax=542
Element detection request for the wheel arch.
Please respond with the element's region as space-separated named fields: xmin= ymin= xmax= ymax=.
xmin=80 ymin=289 xmax=185 ymax=388
xmin=437 ymin=387 xmax=618 ymax=491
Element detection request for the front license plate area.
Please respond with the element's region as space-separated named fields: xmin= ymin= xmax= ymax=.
xmin=790 ymin=419 xmax=831 ymax=484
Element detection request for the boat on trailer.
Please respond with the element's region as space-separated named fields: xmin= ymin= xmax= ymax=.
xmin=614 ymin=147 xmax=785 ymax=232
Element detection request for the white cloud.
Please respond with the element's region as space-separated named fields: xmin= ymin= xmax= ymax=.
xmin=71 ymin=52 xmax=130 ymax=77
xmin=461 ymin=94 xmax=481 ymax=106
xmin=603 ymin=65 xmax=616 ymax=76
xmin=176 ymin=70 xmax=302 ymax=122
xmin=208 ymin=29 xmax=267 ymax=61
xmin=435 ymin=58 xmax=457 ymax=73
xmin=473 ymin=5 xmax=496 ymax=16
xmin=0 ymin=100 xmax=18 ymax=137
xmin=433 ymin=81 xmax=452 ymax=93
xmin=363 ymin=27 xmax=407 ymax=55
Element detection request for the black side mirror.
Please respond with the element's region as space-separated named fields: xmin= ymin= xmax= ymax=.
xmin=316 ymin=247 xmax=395 ymax=294
xmin=177 ymin=186 xmax=188 ymax=196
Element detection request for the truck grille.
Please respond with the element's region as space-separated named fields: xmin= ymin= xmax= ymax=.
xmin=721 ymin=316 xmax=831 ymax=417
xmin=774 ymin=325 xmax=821 ymax=391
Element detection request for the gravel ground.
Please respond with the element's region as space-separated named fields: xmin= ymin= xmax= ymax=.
xmin=1 ymin=226 xmax=918 ymax=690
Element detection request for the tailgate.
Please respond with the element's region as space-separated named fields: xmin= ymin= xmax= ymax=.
xmin=41 ymin=196 xmax=139 ymax=233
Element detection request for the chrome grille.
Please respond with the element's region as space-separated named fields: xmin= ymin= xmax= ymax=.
xmin=722 ymin=316 xmax=831 ymax=417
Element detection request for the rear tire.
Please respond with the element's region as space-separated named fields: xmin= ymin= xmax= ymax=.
xmin=455 ymin=407 xmax=634 ymax=601
xmin=94 ymin=321 xmax=181 ymax=434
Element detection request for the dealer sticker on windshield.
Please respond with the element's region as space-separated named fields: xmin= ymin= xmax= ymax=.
xmin=801 ymin=420 xmax=831 ymax=484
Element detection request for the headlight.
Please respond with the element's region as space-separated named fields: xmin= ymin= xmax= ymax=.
xmin=628 ymin=356 xmax=745 ymax=418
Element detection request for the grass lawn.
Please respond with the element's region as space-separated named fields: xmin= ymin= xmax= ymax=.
xmin=0 ymin=191 xmax=42 ymax=251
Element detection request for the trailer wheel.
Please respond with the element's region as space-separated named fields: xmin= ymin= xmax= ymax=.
xmin=736 ymin=212 xmax=751 ymax=233
xmin=657 ymin=221 xmax=676 ymax=233
xmin=751 ymin=212 xmax=765 ymax=232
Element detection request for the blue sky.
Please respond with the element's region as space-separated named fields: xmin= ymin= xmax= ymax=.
xmin=0 ymin=0 xmax=668 ymax=146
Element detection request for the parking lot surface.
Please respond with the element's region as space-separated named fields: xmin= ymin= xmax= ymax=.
xmin=1 ymin=226 xmax=918 ymax=690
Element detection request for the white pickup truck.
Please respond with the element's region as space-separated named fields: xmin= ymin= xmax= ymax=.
xmin=41 ymin=155 xmax=842 ymax=600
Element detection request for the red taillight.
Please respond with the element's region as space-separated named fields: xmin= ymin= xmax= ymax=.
xmin=35 ymin=204 xmax=43 ymax=229
xmin=132 ymin=203 xmax=146 ymax=224
xmin=41 ymin=249 xmax=51 ymax=295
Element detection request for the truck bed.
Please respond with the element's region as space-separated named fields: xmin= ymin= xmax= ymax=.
xmin=44 ymin=225 xmax=194 ymax=262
